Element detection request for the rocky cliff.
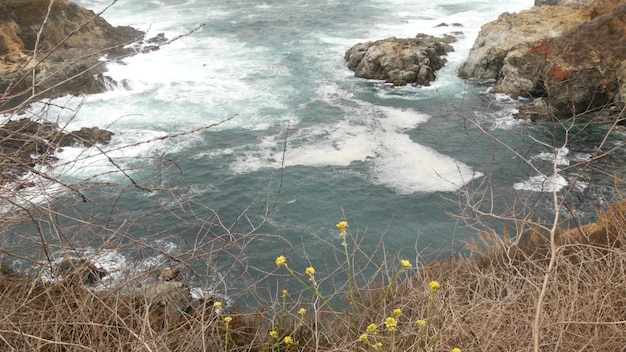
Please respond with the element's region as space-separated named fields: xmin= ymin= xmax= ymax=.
xmin=0 ymin=0 xmax=144 ymax=111
xmin=459 ymin=0 xmax=626 ymax=120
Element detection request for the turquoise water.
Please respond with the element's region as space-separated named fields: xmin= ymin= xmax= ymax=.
xmin=8 ymin=0 xmax=622 ymax=303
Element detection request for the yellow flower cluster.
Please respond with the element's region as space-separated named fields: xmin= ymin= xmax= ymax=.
xmin=213 ymin=301 xmax=222 ymax=309
xmin=401 ymin=259 xmax=412 ymax=269
xmin=358 ymin=333 xmax=369 ymax=343
xmin=336 ymin=221 xmax=348 ymax=232
xmin=385 ymin=317 xmax=398 ymax=332
xmin=275 ymin=255 xmax=287 ymax=267
xmin=429 ymin=280 xmax=440 ymax=292
xmin=451 ymin=348 xmax=462 ymax=352
xmin=223 ymin=316 xmax=232 ymax=324
xmin=283 ymin=336 xmax=293 ymax=345
xmin=298 ymin=308 xmax=307 ymax=316
xmin=305 ymin=266 xmax=315 ymax=276
xmin=393 ymin=308 xmax=402 ymax=317
xmin=269 ymin=330 xmax=278 ymax=338
xmin=366 ymin=323 xmax=378 ymax=334
xmin=417 ymin=319 xmax=427 ymax=326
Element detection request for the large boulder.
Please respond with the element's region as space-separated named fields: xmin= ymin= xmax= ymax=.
xmin=345 ymin=34 xmax=455 ymax=86
xmin=459 ymin=0 xmax=626 ymax=119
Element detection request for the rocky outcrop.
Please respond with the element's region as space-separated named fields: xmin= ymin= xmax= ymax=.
xmin=345 ymin=34 xmax=455 ymax=86
xmin=0 ymin=0 xmax=144 ymax=110
xmin=0 ymin=118 xmax=114 ymax=185
xmin=459 ymin=0 xmax=626 ymax=119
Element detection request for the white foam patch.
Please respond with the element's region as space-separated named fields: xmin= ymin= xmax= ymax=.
xmin=532 ymin=146 xmax=570 ymax=166
xmin=230 ymin=103 xmax=480 ymax=194
xmin=514 ymin=173 xmax=568 ymax=193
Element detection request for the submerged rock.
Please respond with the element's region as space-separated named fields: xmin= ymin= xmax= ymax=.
xmin=459 ymin=0 xmax=626 ymax=120
xmin=55 ymin=258 xmax=108 ymax=285
xmin=345 ymin=34 xmax=455 ymax=86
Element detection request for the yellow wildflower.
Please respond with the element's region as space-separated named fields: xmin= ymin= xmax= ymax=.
xmin=401 ymin=259 xmax=412 ymax=269
xmin=429 ymin=280 xmax=440 ymax=292
xmin=373 ymin=342 xmax=383 ymax=349
xmin=366 ymin=323 xmax=378 ymax=334
xmin=275 ymin=255 xmax=287 ymax=267
xmin=269 ymin=330 xmax=278 ymax=338
xmin=213 ymin=301 xmax=222 ymax=309
xmin=385 ymin=317 xmax=398 ymax=332
xmin=417 ymin=319 xmax=427 ymax=326
xmin=336 ymin=221 xmax=348 ymax=232
xmin=451 ymin=348 xmax=462 ymax=352
xmin=282 ymin=289 xmax=288 ymax=298
xmin=298 ymin=308 xmax=307 ymax=316
xmin=305 ymin=266 xmax=316 ymax=276
xmin=393 ymin=308 xmax=402 ymax=317
xmin=358 ymin=333 xmax=369 ymax=343
xmin=223 ymin=316 xmax=232 ymax=324
xmin=283 ymin=336 xmax=293 ymax=345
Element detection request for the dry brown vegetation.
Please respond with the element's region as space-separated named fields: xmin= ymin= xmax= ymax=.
xmin=0 ymin=214 xmax=623 ymax=351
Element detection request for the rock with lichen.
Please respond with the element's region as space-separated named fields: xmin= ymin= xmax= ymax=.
xmin=345 ymin=34 xmax=455 ymax=86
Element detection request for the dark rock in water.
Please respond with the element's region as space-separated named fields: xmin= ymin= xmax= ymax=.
xmin=69 ymin=127 xmax=115 ymax=147
xmin=345 ymin=34 xmax=455 ymax=86
xmin=55 ymin=258 xmax=108 ymax=285
xmin=0 ymin=119 xmax=115 ymax=185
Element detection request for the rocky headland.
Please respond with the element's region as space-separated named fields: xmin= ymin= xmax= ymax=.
xmin=459 ymin=0 xmax=626 ymax=120
xmin=0 ymin=0 xmax=147 ymax=110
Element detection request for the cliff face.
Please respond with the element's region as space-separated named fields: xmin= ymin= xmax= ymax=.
xmin=459 ymin=0 xmax=626 ymax=120
xmin=0 ymin=0 xmax=144 ymax=110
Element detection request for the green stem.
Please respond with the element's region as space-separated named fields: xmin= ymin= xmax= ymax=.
xmin=371 ymin=268 xmax=406 ymax=308
xmin=283 ymin=265 xmax=348 ymax=324
xmin=342 ymin=235 xmax=355 ymax=316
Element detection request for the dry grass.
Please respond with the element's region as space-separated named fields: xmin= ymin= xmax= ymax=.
xmin=0 ymin=210 xmax=623 ymax=351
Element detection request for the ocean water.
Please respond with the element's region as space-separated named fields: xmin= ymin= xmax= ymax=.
xmin=6 ymin=0 xmax=622 ymax=303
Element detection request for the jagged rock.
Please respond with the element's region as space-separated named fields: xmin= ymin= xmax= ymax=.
xmin=514 ymin=97 xmax=558 ymax=121
xmin=345 ymin=34 xmax=455 ymax=86
xmin=55 ymin=258 xmax=108 ymax=285
xmin=141 ymin=281 xmax=194 ymax=314
xmin=69 ymin=127 xmax=114 ymax=147
xmin=459 ymin=0 xmax=626 ymax=119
